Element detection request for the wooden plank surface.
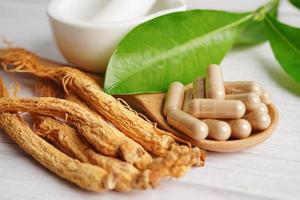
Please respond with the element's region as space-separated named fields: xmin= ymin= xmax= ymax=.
xmin=0 ymin=0 xmax=300 ymax=199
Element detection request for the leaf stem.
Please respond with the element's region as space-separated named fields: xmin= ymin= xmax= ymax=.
xmin=253 ymin=0 xmax=279 ymax=21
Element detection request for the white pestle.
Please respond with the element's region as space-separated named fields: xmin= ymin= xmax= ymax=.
xmin=89 ymin=0 xmax=156 ymax=23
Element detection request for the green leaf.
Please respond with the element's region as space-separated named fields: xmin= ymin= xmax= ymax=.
xmin=289 ymin=0 xmax=300 ymax=9
xmin=104 ymin=10 xmax=252 ymax=94
xmin=236 ymin=0 xmax=279 ymax=45
xmin=265 ymin=15 xmax=300 ymax=83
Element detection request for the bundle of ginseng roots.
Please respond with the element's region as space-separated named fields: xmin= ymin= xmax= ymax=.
xmin=0 ymin=48 xmax=206 ymax=192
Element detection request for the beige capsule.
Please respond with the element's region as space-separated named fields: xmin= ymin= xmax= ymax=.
xmin=205 ymin=64 xmax=225 ymax=99
xmin=224 ymin=81 xmax=262 ymax=96
xmin=256 ymin=103 xmax=268 ymax=113
xmin=245 ymin=110 xmax=271 ymax=131
xmin=203 ymin=119 xmax=231 ymax=141
xmin=167 ymin=110 xmax=208 ymax=141
xmin=193 ymin=77 xmax=205 ymax=98
xmin=228 ymin=119 xmax=252 ymax=139
xmin=187 ymin=98 xmax=246 ymax=119
xmin=163 ymin=82 xmax=185 ymax=117
xmin=225 ymin=93 xmax=261 ymax=112
xmin=182 ymin=88 xmax=193 ymax=112
xmin=260 ymin=89 xmax=272 ymax=105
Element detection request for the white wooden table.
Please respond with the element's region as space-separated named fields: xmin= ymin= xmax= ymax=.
xmin=0 ymin=0 xmax=300 ymax=199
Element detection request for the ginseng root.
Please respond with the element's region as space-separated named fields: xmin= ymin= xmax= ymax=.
xmin=138 ymin=144 xmax=203 ymax=189
xmin=33 ymin=81 xmax=204 ymax=189
xmin=0 ymin=78 xmax=115 ymax=192
xmin=33 ymin=81 xmax=141 ymax=192
xmin=0 ymin=96 xmax=153 ymax=169
xmin=65 ymin=92 xmax=99 ymax=115
xmin=33 ymin=112 xmax=204 ymax=189
xmin=0 ymin=79 xmax=9 ymax=97
xmin=33 ymin=79 xmax=59 ymax=98
xmin=62 ymin=90 xmax=205 ymax=186
xmin=33 ymin=116 xmax=142 ymax=192
xmin=0 ymin=48 xmax=178 ymax=156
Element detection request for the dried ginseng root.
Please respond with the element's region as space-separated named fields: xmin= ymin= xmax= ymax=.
xmin=62 ymin=93 xmax=204 ymax=168
xmin=65 ymin=92 xmax=87 ymax=106
xmin=33 ymin=79 xmax=59 ymax=98
xmin=0 ymin=96 xmax=153 ymax=169
xmin=63 ymin=93 xmax=206 ymax=184
xmin=33 ymin=115 xmax=204 ymax=190
xmin=0 ymin=48 xmax=178 ymax=156
xmin=65 ymin=92 xmax=98 ymax=115
xmin=0 ymin=78 xmax=116 ymax=192
xmin=33 ymin=116 xmax=141 ymax=192
xmin=137 ymin=144 xmax=203 ymax=189
xmin=33 ymin=82 xmax=204 ymax=190
xmin=33 ymin=81 xmax=140 ymax=192
xmin=63 ymin=92 xmax=200 ymax=167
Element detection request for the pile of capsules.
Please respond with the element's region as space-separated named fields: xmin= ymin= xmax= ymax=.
xmin=163 ymin=64 xmax=272 ymax=141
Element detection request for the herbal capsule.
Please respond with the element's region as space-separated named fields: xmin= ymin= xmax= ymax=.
xmin=225 ymin=93 xmax=261 ymax=112
xmin=193 ymin=77 xmax=205 ymax=98
xmin=203 ymin=119 xmax=231 ymax=141
xmin=182 ymin=88 xmax=193 ymax=112
xmin=256 ymin=103 xmax=268 ymax=113
xmin=245 ymin=110 xmax=271 ymax=131
xmin=163 ymin=82 xmax=185 ymax=117
xmin=167 ymin=110 xmax=208 ymax=141
xmin=228 ymin=119 xmax=252 ymax=139
xmin=224 ymin=81 xmax=262 ymax=96
xmin=187 ymin=99 xmax=246 ymax=119
xmin=260 ymin=89 xmax=272 ymax=105
xmin=205 ymin=64 xmax=225 ymax=99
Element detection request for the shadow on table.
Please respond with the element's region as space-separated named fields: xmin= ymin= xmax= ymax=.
xmin=256 ymin=55 xmax=300 ymax=97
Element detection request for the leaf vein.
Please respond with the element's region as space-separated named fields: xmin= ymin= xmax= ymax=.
xmin=107 ymin=12 xmax=253 ymax=92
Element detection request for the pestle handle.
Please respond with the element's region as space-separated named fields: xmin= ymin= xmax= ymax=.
xmin=89 ymin=0 xmax=156 ymax=23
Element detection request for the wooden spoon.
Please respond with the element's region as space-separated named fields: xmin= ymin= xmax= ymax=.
xmin=119 ymin=93 xmax=279 ymax=152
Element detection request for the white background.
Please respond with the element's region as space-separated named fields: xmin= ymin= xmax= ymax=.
xmin=0 ymin=0 xmax=300 ymax=199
